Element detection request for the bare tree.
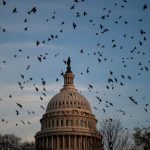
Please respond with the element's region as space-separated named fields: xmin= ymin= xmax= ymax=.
xmin=133 ymin=126 xmax=150 ymax=150
xmin=20 ymin=141 xmax=35 ymax=150
xmin=0 ymin=134 xmax=35 ymax=150
xmin=0 ymin=134 xmax=21 ymax=150
xmin=100 ymin=117 xmax=130 ymax=150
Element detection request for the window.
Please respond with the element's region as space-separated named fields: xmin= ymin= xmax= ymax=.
xmin=76 ymin=119 xmax=79 ymax=126
xmin=66 ymin=101 xmax=69 ymax=106
xmin=71 ymin=119 xmax=73 ymax=126
xmin=56 ymin=120 xmax=59 ymax=127
xmin=66 ymin=120 xmax=68 ymax=126
xmin=85 ymin=121 xmax=87 ymax=127
xmin=61 ymin=120 xmax=64 ymax=126
xmin=88 ymin=121 xmax=92 ymax=128
xmin=82 ymin=120 xmax=85 ymax=127
xmin=80 ymin=120 xmax=83 ymax=127
xmin=49 ymin=121 xmax=51 ymax=128
xmin=52 ymin=120 xmax=54 ymax=127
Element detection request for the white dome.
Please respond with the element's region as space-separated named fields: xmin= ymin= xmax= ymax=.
xmin=46 ymin=88 xmax=92 ymax=112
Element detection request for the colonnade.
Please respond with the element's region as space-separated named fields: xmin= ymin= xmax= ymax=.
xmin=36 ymin=135 xmax=101 ymax=150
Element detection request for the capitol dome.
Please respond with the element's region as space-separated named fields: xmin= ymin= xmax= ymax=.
xmin=35 ymin=57 xmax=103 ymax=150
xmin=46 ymin=88 xmax=92 ymax=112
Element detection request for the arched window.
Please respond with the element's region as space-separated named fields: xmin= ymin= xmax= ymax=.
xmin=88 ymin=121 xmax=92 ymax=128
xmin=85 ymin=120 xmax=87 ymax=127
xmin=66 ymin=101 xmax=69 ymax=107
xmin=61 ymin=119 xmax=64 ymax=126
xmin=62 ymin=101 xmax=65 ymax=106
xmin=71 ymin=119 xmax=73 ymax=126
xmin=76 ymin=119 xmax=79 ymax=126
xmin=66 ymin=119 xmax=68 ymax=126
xmin=59 ymin=102 xmax=61 ymax=107
xmin=80 ymin=120 xmax=83 ymax=127
xmin=83 ymin=120 xmax=86 ymax=127
xmin=49 ymin=120 xmax=51 ymax=128
xmin=52 ymin=120 xmax=54 ymax=127
xmin=56 ymin=120 xmax=59 ymax=127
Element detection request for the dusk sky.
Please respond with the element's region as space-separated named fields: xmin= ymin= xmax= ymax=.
xmin=0 ymin=0 xmax=150 ymax=142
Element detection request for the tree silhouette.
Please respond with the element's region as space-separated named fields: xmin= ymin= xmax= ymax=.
xmin=133 ymin=126 xmax=150 ymax=150
xmin=100 ymin=117 xmax=130 ymax=150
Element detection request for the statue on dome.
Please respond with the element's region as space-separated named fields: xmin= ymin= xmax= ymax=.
xmin=65 ymin=57 xmax=72 ymax=73
xmin=67 ymin=57 xmax=71 ymax=68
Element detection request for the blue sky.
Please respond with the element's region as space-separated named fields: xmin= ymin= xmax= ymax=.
xmin=0 ymin=0 xmax=150 ymax=142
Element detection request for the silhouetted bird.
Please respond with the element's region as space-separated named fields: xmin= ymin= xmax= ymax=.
xmin=15 ymin=110 xmax=19 ymax=116
xmin=143 ymin=4 xmax=148 ymax=10
xmin=144 ymin=108 xmax=148 ymax=112
xmin=88 ymin=84 xmax=93 ymax=89
xmin=40 ymin=105 xmax=45 ymax=110
xmin=12 ymin=7 xmax=17 ymax=13
xmin=3 ymin=0 xmax=6 ymax=6
xmin=70 ymin=5 xmax=75 ymax=9
xmin=36 ymin=40 xmax=40 ymax=46
xmin=30 ymin=7 xmax=37 ymax=13
xmin=86 ymin=67 xmax=89 ymax=73
xmin=16 ymin=103 xmax=22 ymax=109
xmin=21 ymin=120 xmax=25 ymax=125
xmin=92 ymin=106 xmax=97 ymax=110
xmin=73 ymin=22 xmax=77 ymax=29
xmin=24 ymin=18 xmax=27 ymax=23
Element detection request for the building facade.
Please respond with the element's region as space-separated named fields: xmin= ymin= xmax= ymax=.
xmin=35 ymin=58 xmax=103 ymax=150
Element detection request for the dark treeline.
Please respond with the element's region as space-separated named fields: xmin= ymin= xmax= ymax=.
xmin=0 ymin=134 xmax=35 ymax=150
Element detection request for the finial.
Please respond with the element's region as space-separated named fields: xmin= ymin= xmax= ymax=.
xmin=66 ymin=57 xmax=72 ymax=73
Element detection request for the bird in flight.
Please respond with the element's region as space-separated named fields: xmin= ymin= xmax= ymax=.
xmin=73 ymin=22 xmax=77 ymax=29
xmin=12 ymin=7 xmax=17 ymax=13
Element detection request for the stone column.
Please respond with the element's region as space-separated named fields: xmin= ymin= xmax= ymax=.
xmin=42 ymin=138 xmax=44 ymax=150
xmin=56 ymin=135 xmax=60 ymax=150
xmin=85 ymin=136 xmax=87 ymax=150
xmin=79 ymin=136 xmax=80 ymax=150
xmin=79 ymin=136 xmax=82 ymax=150
xmin=51 ymin=136 xmax=53 ymax=150
xmin=36 ymin=139 xmax=38 ymax=150
xmin=69 ymin=135 xmax=70 ymax=150
xmin=63 ymin=135 xmax=65 ymax=150
xmin=39 ymin=138 xmax=41 ymax=149
xmin=46 ymin=137 xmax=48 ymax=149
xmin=90 ymin=137 xmax=92 ymax=150
xmin=83 ymin=136 xmax=85 ymax=150
xmin=39 ymin=139 xmax=41 ymax=150
xmin=74 ymin=135 xmax=76 ymax=150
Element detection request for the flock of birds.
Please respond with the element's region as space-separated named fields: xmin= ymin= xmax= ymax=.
xmin=0 ymin=0 xmax=150 ymax=137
